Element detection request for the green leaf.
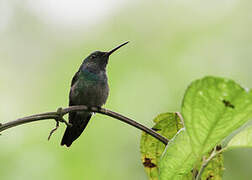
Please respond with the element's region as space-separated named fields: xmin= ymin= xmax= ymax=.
xmin=141 ymin=112 xmax=224 ymax=180
xmin=159 ymin=128 xmax=224 ymax=180
xmin=227 ymin=125 xmax=252 ymax=149
xmin=182 ymin=147 xmax=224 ymax=180
xmin=182 ymin=76 xmax=252 ymax=156
xmin=159 ymin=129 xmax=196 ymax=180
xmin=140 ymin=112 xmax=183 ymax=180
xmin=199 ymin=148 xmax=224 ymax=180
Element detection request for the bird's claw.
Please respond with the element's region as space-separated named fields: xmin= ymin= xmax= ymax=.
xmin=47 ymin=107 xmax=73 ymax=141
xmin=56 ymin=107 xmax=64 ymax=119
xmin=56 ymin=107 xmax=72 ymax=127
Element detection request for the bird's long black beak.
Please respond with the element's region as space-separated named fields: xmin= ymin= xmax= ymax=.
xmin=105 ymin=41 xmax=129 ymax=56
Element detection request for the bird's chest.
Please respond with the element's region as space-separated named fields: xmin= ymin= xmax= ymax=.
xmin=71 ymin=73 xmax=109 ymax=106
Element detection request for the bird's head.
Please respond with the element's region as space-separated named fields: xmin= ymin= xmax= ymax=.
xmin=82 ymin=41 xmax=129 ymax=72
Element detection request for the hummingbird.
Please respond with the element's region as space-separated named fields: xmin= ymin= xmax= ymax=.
xmin=61 ymin=41 xmax=129 ymax=147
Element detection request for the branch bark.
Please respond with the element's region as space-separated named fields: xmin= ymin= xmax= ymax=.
xmin=0 ymin=105 xmax=169 ymax=145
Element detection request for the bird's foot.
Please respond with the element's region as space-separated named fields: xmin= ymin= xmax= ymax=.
xmin=56 ymin=107 xmax=72 ymax=127
xmin=47 ymin=107 xmax=72 ymax=141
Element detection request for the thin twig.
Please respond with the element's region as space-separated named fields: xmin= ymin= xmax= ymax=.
xmin=48 ymin=120 xmax=59 ymax=140
xmin=0 ymin=105 xmax=169 ymax=145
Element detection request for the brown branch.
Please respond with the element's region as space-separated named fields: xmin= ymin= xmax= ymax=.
xmin=0 ymin=106 xmax=169 ymax=145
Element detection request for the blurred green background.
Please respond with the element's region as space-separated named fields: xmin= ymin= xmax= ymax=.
xmin=1 ymin=0 xmax=252 ymax=179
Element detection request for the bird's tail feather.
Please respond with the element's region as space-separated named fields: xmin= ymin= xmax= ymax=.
xmin=61 ymin=112 xmax=92 ymax=147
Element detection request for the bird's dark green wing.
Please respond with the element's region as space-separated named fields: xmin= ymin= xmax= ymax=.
xmin=69 ymin=69 xmax=80 ymax=107
xmin=61 ymin=68 xmax=92 ymax=147
xmin=70 ymin=69 xmax=80 ymax=87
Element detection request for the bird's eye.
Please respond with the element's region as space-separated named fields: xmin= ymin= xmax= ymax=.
xmin=90 ymin=54 xmax=96 ymax=59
